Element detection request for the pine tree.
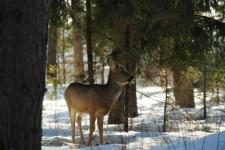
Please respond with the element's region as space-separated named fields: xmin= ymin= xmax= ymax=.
xmin=0 ymin=1 xmax=48 ymax=149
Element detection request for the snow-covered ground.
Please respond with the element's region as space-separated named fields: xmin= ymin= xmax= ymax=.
xmin=42 ymin=85 xmax=225 ymax=150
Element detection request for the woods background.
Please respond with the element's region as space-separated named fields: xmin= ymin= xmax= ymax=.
xmin=0 ymin=0 xmax=224 ymax=149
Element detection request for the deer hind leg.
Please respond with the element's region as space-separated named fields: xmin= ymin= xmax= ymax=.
xmin=97 ymin=114 xmax=104 ymax=144
xmin=88 ymin=113 xmax=96 ymax=145
xmin=69 ymin=108 xmax=76 ymax=143
xmin=77 ymin=113 xmax=85 ymax=145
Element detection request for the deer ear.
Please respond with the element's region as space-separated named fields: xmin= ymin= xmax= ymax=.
xmin=107 ymin=58 xmax=116 ymax=69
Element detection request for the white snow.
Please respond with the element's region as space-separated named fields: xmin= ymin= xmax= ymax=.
xmin=42 ymin=85 xmax=225 ymax=150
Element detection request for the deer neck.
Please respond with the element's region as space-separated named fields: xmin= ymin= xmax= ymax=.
xmin=105 ymin=70 xmax=123 ymax=105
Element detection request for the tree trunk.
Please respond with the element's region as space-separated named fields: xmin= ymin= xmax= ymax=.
xmin=108 ymin=89 xmax=125 ymax=124
xmin=173 ymin=68 xmax=195 ymax=108
xmin=47 ymin=25 xmax=57 ymax=81
xmin=100 ymin=48 xmax=105 ymax=84
xmin=71 ymin=0 xmax=84 ymax=82
xmin=124 ymin=84 xmax=129 ymax=132
xmin=203 ymin=65 xmax=207 ymax=119
xmin=86 ymin=0 xmax=94 ymax=84
xmin=108 ymin=50 xmax=125 ymax=124
xmin=73 ymin=27 xmax=84 ymax=81
xmin=159 ymin=65 xmax=166 ymax=86
xmin=216 ymin=82 xmax=220 ymax=105
xmin=163 ymin=69 xmax=168 ymax=132
xmin=123 ymin=25 xmax=138 ymax=131
xmin=0 ymin=1 xmax=48 ymax=149
xmin=108 ymin=25 xmax=138 ymax=129
xmin=127 ymin=65 xmax=138 ymax=118
xmin=61 ymin=29 xmax=66 ymax=84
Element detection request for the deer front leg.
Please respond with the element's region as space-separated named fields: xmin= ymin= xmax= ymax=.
xmin=69 ymin=109 xmax=76 ymax=143
xmin=77 ymin=113 xmax=85 ymax=145
xmin=88 ymin=113 xmax=96 ymax=145
xmin=97 ymin=114 xmax=104 ymax=144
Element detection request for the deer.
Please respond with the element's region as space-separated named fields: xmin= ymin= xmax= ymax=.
xmin=64 ymin=58 xmax=134 ymax=145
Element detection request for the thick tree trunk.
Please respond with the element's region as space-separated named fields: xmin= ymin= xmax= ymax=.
xmin=124 ymin=64 xmax=138 ymax=131
xmin=108 ymin=89 xmax=125 ymax=124
xmin=73 ymin=27 xmax=84 ymax=81
xmin=124 ymin=25 xmax=138 ymax=131
xmin=108 ymin=50 xmax=125 ymax=124
xmin=0 ymin=1 xmax=48 ymax=149
xmin=128 ymin=84 xmax=137 ymax=117
xmin=108 ymin=25 xmax=138 ymax=128
xmin=71 ymin=0 xmax=84 ymax=82
xmin=173 ymin=68 xmax=195 ymax=108
xmin=127 ymin=65 xmax=138 ymax=118
xmin=47 ymin=25 xmax=57 ymax=81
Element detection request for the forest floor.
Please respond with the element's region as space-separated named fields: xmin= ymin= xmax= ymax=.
xmin=42 ymin=85 xmax=225 ymax=150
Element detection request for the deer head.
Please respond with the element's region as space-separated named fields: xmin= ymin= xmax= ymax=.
xmin=107 ymin=58 xmax=134 ymax=86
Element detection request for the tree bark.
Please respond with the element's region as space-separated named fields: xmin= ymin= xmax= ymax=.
xmin=86 ymin=0 xmax=94 ymax=84
xmin=108 ymin=89 xmax=125 ymax=124
xmin=203 ymin=65 xmax=207 ymax=119
xmin=127 ymin=65 xmax=138 ymax=118
xmin=159 ymin=65 xmax=166 ymax=86
xmin=123 ymin=25 xmax=138 ymax=131
xmin=61 ymin=29 xmax=66 ymax=84
xmin=163 ymin=68 xmax=168 ymax=132
xmin=108 ymin=25 xmax=138 ymax=129
xmin=73 ymin=27 xmax=84 ymax=81
xmin=108 ymin=48 xmax=125 ymax=124
xmin=0 ymin=1 xmax=48 ymax=149
xmin=173 ymin=68 xmax=195 ymax=108
xmin=100 ymin=48 xmax=105 ymax=84
xmin=71 ymin=0 xmax=84 ymax=82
